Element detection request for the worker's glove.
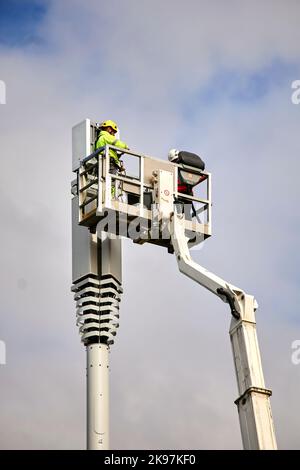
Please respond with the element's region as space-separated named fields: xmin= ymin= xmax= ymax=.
xmin=119 ymin=161 xmax=125 ymax=172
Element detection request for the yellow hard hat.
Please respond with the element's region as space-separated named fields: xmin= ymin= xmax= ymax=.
xmin=100 ymin=120 xmax=118 ymax=132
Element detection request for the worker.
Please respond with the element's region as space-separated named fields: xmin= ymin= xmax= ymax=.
xmin=95 ymin=120 xmax=129 ymax=197
xmin=96 ymin=119 xmax=129 ymax=170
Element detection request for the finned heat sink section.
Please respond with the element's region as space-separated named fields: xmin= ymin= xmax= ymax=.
xmin=72 ymin=275 xmax=122 ymax=346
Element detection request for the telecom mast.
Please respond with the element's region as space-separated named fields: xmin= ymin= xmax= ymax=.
xmin=71 ymin=119 xmax=277 ymax=450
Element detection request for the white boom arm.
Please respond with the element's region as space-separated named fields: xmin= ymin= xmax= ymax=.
xmin=170 ymin=210 xmax=277 ymax=450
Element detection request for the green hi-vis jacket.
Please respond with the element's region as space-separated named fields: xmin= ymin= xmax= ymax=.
xmin=95 ymin=130 xmax=128 ymax=166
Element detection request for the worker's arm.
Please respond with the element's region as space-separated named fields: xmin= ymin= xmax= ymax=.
xmin=114 ymin=138 xmax=129 ymax=150
xmin=96 ymin=133 xmax=129 ymax=150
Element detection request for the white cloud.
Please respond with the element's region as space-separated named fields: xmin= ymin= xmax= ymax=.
xmin=0 ymin=0 xmax=299 ymax=449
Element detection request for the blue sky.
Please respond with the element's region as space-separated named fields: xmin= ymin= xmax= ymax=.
xmin=184 ymin=60 xmax=300 ymax=110
xmin=0 ymin=0 xmax=48 ymax=47
xmin=0 ymin=0 xmax=300 ymax=450
xmin=1 ymin=0 xmax=298 ymax=108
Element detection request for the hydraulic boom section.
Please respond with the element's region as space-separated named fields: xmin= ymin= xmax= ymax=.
xmin=168 ymin=190 xmax=277 ymax=450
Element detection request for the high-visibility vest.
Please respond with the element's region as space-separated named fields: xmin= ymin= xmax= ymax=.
xmin=95 ymin=130 xmax=128 ymax=166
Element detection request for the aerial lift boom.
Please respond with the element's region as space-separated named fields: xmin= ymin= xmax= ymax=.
xmin=169 ymin=208 xmax=277 ymax=450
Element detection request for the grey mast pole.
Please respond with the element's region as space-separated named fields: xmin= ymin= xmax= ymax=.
xmin=71 ymin=120 xmax=122 ymax=450
xmin=72 ymin=202 xmax=122 ymax=450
